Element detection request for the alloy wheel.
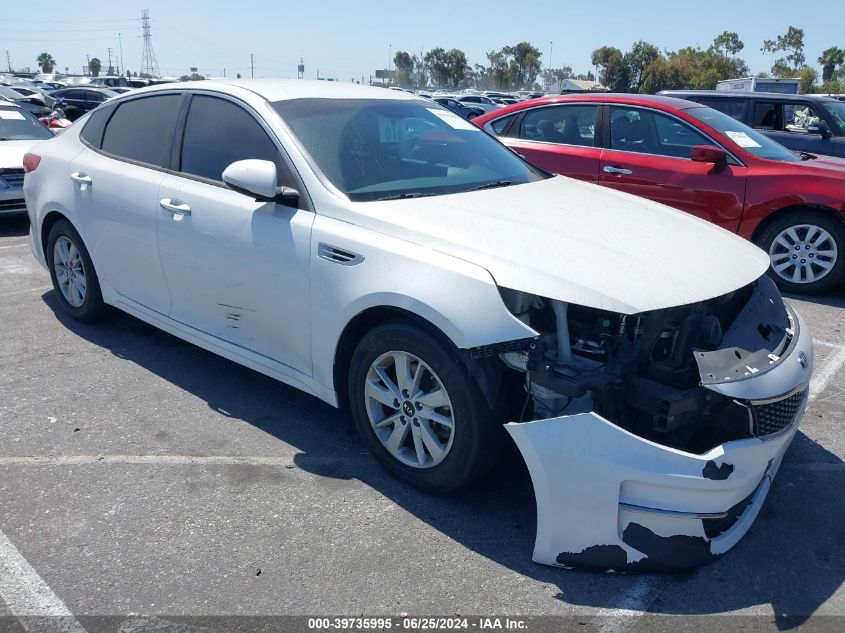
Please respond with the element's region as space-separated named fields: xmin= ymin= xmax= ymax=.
xmin=768 ymin=223 xmax=838 ymax=285
xmin=364 ymin=350 xmax=455 ymax=469
xmin=53 ymin=235 xmax=87 ymax=307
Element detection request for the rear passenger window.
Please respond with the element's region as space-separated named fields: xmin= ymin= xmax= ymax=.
xmin=517 ymin=104 xmax=598 ymax=147
xmin=80 ymin=105 xmax=115 ymax=148
xmin=753 ymin=102 xmax=781 ymax=129
xmin=695 ymin=98 xmax=746 ymax=122
xmin=101 ymin=95 xmax=182 ymax=167
xmin=179 ymin=95 xmax=280 ymax=182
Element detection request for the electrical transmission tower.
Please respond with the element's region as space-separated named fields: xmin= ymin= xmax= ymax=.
xmin=140 ymin=9 xmax=160 ymax=77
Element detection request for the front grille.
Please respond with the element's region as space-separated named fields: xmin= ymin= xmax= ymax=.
xmin=0 ymin=168 xmax=25 ymax=189
xmin=752 ymin=389 xmax=807 ymax=437
xmin=0 ymin=198 xmax=26 ymax=213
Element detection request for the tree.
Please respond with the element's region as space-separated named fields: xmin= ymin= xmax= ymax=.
xmin=445 ymin=48 xmax=470 ymax=88
xmin=541 ymin=66 xmax=573 ymax=89
xmin=798 ymin=66 xmax=818 ymax=94
xmin=624 ymin=41 xmax=660 ymax=92
xmin=88 ymin=57 xmax=102 ymax=77
xmin=393 ymin=50 xmax=414 ymax=87
xmin=712 ymin=31 xmax=744 ymax=57
xmin=761 ymin=26 xmax=805 ymax=76
xmin=818 ymin=47 xmax=845 ymax=83
xmin=36 ymin=52 xmax=56 ymax=73
xmin=591 ymin=46 xmax=628 ymax=91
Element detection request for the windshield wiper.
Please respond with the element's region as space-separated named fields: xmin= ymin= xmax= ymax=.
xmin=469 ymin=180 xmax=514 ymax=192
xmin=799 ymin=152 xmax=816 ymax=161
xmin=374 ymin=192 xmax=436 ymax=201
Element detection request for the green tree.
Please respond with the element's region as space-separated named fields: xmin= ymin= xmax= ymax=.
xmin=445 ymin=48 xmax=470 ymax=89
xmin=798 ymin=66 xmax=818 ymax=93
xmin=393 ymin=50 xmax=414 ymax=87
xmin=712 ymin=31 xmax=744 ymax=57
xmin=88 ymin=57 xmax=102 ymax=77
xmin=818 ymin=47 xmax=845 ymax=83
xmin=591 ymin=46 xmax=628 ymax=91
xmin=624 ymin=41 xmax=661 ymax=93
xmin=424 ymin=47 xmax=450 ymax=87
xmin=761 ymin=26 xmax=805 ymax=76
xmin=36 ymin=52 xmax=56 ymax=73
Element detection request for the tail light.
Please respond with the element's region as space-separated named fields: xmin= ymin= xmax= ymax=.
xmin=23 ymin=153 xmax=41 ymax=173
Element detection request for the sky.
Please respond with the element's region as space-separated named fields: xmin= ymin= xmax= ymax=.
xmin=2 ymin=1 xmax=842 ymax=81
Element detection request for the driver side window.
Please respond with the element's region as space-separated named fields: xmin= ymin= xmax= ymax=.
xmin=179 ymin=95 xmax=288 ymax=184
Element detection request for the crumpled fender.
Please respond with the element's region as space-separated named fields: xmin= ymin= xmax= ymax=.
xmin=506 ymin=411 xmax=802 ymax=572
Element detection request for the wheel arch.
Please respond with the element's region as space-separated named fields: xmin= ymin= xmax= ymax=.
xmin=40 ymin=209 xmax=74 ymax=258
xmin=750 ymin=203 xmax=845 ymax=246
xmin=332 ymin=306 xmax=506 ymax=412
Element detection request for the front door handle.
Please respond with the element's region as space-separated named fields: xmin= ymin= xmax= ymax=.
xmin=70 ymin=172 xmax=92 ymax=186
xmin=603 ymin=165 xmax=633 ymax=175
xmin=159 ymin=198 xmax=192 ymax=217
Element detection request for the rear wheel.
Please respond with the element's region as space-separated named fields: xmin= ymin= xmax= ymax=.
xmin=757 ymin=212 xmax=845 ymax=294
xmin=46 ymin=219 xmax=107 ymax=322
xmin=348 ymin=321 xmax=504 ymax=492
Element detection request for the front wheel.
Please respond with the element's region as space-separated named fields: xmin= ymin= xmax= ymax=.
xmin=757 ymin=212 xmax=845 ymax=294
xmin=348 ymin=321 xmax=504 ymax=492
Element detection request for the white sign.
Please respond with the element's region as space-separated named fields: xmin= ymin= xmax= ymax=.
xmin=724 ymin=130 xmax=762 ymax=148
xmin=426 ymin=108 xmax=480 ymax=131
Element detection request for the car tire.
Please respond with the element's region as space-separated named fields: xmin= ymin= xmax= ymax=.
xmin=348 ymin=320 xmax=504 ymax=493
xmin=46 ymin=219 xmax=108 ymax=322
xmin=756 ymin=211 xmax=845 ymax=295
xmin=467 ymin=112 xmax=478 ymax=120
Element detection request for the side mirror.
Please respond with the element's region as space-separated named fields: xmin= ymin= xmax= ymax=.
xmin=807 ymin=121 xmax=831 ymax=139
xmin=222 ymin=159 xmax=299 ymax=205
xmin=690 ymin=144 xmax=728 ymax=165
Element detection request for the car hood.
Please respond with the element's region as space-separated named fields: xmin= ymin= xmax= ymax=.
xmin=345 ymin=176 xmax=770 ymax=314
xmin=0 ymin=140 xmax=40 ymax=169
xmin=798 ymin=154 xmax=845 ymax=174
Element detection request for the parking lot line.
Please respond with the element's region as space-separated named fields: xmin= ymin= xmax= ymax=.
xmin=0 ymin=530 xmax=88 ymax=632
xmin=809 ymin=341 xmax=845 ymax=400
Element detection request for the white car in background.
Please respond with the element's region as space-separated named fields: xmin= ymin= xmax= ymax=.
xmin=1 ymin=101 xmax=54 ymax=215
xmin=455 ymin=94 xmax=501 ymax=113
xmin=23 ymin=80 xmax=812 ymax=571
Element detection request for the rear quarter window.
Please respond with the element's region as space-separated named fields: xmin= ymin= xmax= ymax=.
xmin=80 ymin=105 xmax=116 ymax=148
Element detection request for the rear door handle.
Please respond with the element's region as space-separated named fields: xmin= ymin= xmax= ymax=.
xmin=603 ymin=165 xmax=633 ymax=175
xmin=159 ymin=198 xmax=191 ymax=217
xmin=70 ymin=172 xmax=92 ymax=186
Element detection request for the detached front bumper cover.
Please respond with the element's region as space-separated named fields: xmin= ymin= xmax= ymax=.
xmin=506 ymin=306 xmax=813 ymax=572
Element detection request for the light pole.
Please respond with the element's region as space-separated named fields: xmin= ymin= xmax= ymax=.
xmin=119 ymin=33 xmax=125 ymax=76
xmin=388 ymin=43 xmax=392 ymax=85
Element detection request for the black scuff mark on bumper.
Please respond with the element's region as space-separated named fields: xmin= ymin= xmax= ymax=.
xmin=556 ymin=525 xmax=720 ymax=572
xmin=702 ymin=460 xmax=734 ymax=480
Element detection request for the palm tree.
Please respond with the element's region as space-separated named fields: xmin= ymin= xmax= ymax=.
xmin=36 ymin=52 xmax=56 ymax=74
xmin=88 ymin=57 xmax=102 ymax=77
xmin=818 ymin=47 xmax=845 ymax=83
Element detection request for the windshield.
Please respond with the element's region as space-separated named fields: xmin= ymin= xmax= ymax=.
xmin=686 ymin=107 xmax=800 ymax=162
xmin=0 ymin=87 xmax=25 ymax=100
xmin=821 ymin=101 xmax=845 ymax=134
xmin=0 ymin=107 xmax=54 ymax=140
xmin=272 ymin=98 xmax=545 ymax=201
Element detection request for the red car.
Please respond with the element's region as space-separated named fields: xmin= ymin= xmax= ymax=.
xmin=474 ymin=94 xmax=845 ymax=294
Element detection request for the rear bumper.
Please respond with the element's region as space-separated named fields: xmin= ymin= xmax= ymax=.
xmin=0 ymin=188 xmax=27 ymax=215
xmin=505 ymin=307 xmax=812 ymax=572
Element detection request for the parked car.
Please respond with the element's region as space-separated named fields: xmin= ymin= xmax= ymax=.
xmin=455 ymin=94 xmax=500 ymax=113
xmin=49 ymin=87 xmax=118 ymax=121
xmin=0 ymin=101 xmax=54 ymax=215
xmin=0 ymin=86 xmax=52 ymax=119
xmin=432 ymin=97 xmax=484 ymax=120
xmin=476 ymin=93 xmax=845 ymax=294
xmin=24 ymin=80 xmax=812 ymax=571
xmin=90 ymin=76 xmax=129 ymax=88
xmin=658 ymin=90 xmax=845 ymax=159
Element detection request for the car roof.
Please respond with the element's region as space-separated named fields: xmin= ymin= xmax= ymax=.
xmin=659 ymin=90 xmax=838 ymax=102
xmin=135 ymin=79 xmax=420 ymax=102
xmin=478 ymin=93 xmax=705 ymax=120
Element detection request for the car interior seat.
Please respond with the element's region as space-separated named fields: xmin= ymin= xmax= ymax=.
xmin=536 ymin=119 xmax=566 ymax=143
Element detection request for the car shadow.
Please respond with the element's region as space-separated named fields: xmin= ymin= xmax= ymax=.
xmin=41 ymin=292 xmax=845 ymax=628
xmin=0 ymin=215 xmax=30 ymax=238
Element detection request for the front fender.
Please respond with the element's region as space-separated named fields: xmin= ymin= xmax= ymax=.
xmin=310 ymin=214 xmax=537 ymax=394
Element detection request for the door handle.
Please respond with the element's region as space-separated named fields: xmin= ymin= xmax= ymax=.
xmin=159 ymin=198 xmax=192 ymax=216
xmin=603 ymin=166 xmax=633 ymax=175
xmin=70 ymin=172 xmax=92 ymax=186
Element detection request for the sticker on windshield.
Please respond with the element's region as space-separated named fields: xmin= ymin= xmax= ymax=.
xmin=724 ymin=131 xmax=762 ymax=148
xmin=426 ymin=108 xmax=480 ymax=131
xmin=0 ymin=110 xmax=26 ymax=120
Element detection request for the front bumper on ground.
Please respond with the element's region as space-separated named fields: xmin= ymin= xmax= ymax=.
xmin=506 ymin=308 xmax=813 ymax=572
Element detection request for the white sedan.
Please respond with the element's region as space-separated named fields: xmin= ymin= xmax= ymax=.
xmin=23 ymin=80 xmax=812 ymax=571
xmin=1 ymin=101 xmax=54 ymax=215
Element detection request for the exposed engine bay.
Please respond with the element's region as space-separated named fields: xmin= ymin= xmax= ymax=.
xmin=491 ymin=274 xmax=795 ymax=453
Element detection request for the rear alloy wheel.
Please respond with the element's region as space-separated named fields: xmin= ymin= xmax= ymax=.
xmin=758 ymin=213 xmax=845 ymax=294
xmin=348 ymin=321 xmax=504 ymax=492
xmin=46 ymin=219 xmax=107 ymax=322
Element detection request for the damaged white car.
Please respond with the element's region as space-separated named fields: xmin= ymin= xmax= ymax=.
xmin=23 ymin=80 xmax=813 ymax=571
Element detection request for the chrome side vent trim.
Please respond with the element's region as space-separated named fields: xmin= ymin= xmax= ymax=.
xmin=317 ymin=243 xmax=364 ymax=266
